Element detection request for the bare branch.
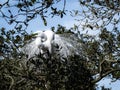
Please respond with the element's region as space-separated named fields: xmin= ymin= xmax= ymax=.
xmin=92 ymin=68 xmax=120 ymax=83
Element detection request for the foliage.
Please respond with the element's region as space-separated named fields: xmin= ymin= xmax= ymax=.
xmin=0 ymin=0 xmax=66 ymax=28
xmin=81 ymin=29 xmax=120 ymax=82
xmin=75 ymin=0 xmax=120 ymax=83
xmin=0 ymin=27 xmax=35 ymax=59
xmin=0 ymin=54 xmax=94 ymax=90
xmin=70 ymin=0 xmax=120 ymax=32
xmin=54 ymin=24 xmax=120 ymax=84
xmin=1 ymin=0 xmax=120 ymax=90
xmin=0 ymin=27 xmax=25 ymax=59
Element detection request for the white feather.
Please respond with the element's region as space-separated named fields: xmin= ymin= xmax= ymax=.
xmin=40 ymin=30 xmax=55 ymax=54
xmin=22 ymin=30 xmax=82 ymax=60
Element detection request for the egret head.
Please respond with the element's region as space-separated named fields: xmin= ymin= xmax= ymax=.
xmin=33 ymin=30 xmax=55 ymax=56
xmin=40 ymin=30 xmax=55 ymax=54
xmin=34 ymin=31 xmax=47 ymax=42
xmin=43 ymin=30 xmax=55 ymax=41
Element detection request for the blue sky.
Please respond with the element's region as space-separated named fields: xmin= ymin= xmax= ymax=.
xmin=26 ymin=0 xmax=80 ymax=32
xmin=0 ymin=0 xmax=80 ymax=33
xmin=0 ymin=0 xmax=120 ymax=90
xmin=96 ymin=76 xmax=120 ymax=90
xmin=0 ymin=0 xmax=99 ymax=35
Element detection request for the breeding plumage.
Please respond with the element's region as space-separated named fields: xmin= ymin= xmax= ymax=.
xmin=22 ymin=30 xmax=82 ymax=60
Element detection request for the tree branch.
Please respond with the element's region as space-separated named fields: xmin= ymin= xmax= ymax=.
xmin=92 ymin=68 xmax=120 ymax=83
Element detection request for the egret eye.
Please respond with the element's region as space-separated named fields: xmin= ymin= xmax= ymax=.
xmin=40 ymin=33 xmax=47 ymax=42
xmin=41 ymin=37 xmax=46 ymax=42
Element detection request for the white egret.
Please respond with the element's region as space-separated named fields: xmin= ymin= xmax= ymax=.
xmin=22 ymin=30 xmax=82 ymax=60
xmin=40 ymin=30 xmax=55 ymax=55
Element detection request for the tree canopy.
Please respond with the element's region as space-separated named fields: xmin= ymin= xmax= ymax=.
xmin=0 ymin=0 xmax=120 ymax=90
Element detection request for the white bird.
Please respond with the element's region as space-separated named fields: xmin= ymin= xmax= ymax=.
xmin=22 ymin=30 xmax=82 ymax=60
xmin=40 ymin=30 xmax=55 ymax=55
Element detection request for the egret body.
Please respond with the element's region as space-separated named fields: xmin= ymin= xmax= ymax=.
xmin=22 ymin=30 xmax=82 ymax=60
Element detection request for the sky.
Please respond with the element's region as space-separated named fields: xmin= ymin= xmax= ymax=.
xmin=0 ymin=0 xmax=120 ymax=90
xmin=0 ymin=0 xmax=99 ymax=35
xmin=26 ymin=0 xmax=81 ymax=32
xmin=0 ymin=0 xmax=80 ymax=33
xmin=96 ymin=76 xmax=120 ymax=90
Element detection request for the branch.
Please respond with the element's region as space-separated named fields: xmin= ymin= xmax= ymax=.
xmin=105 ymin=59 xmax=120 ymax=63
xmin=4 ymin=74 xmax=14 ymax=90
xmin=92 ymin=68 xmax=120 ymax=83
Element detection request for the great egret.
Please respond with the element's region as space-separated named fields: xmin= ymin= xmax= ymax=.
xmin=40 ymin=30 xmax=55 ymax=55
xmin=22 ymin=30 xmax=82 ymax=60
